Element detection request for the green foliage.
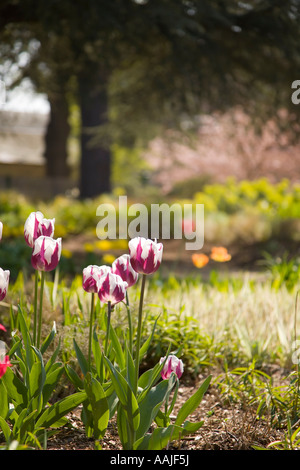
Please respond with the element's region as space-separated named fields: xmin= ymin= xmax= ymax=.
xmin=0 ymin=306 xmax=86 ymax=448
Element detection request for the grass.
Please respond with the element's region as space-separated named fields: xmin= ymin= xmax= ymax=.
xmin=2 ymin=266 xmax=299 ymax=380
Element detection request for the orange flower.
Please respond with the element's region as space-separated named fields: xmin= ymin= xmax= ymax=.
xmin=192 ymin=253 xmax=209 ymax=268
xmin=210 ymin=246 xmax=231 ymax=262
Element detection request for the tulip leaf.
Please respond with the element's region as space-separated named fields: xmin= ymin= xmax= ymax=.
xmin=17 ymin=305 xmax=34 ymax=371
xmin=133 ymin=424 xmax=184 ymax=450
xmin=136 ymin=374 xmax=176 ymax=440
xmin=73 ymin=338 xmax=89 ymax=377
xmin=104 ymin=357 xmax=140 ymax=432
xmin=175 ymin=375 xmax=211 ymax=426
xmin=0 ymin=415 xmax=11 ymax=442
xmin=2 ymin=366 xmax=28 ymax=408
xmin=40 ymin=321 xmax=57 ymax=355
xmin=35 ymin=391 xmax=87 ymax=429
xmin=108 ymin=323 xmax=125 ymax=370
xmin=0 ymin=380 xmax=9 ymax=420
xmin=64 ymin=364 xmax=84 ymax=390
xmin=84 ymin=372 xmax=109 ymax=441
xmin=42 ymin=365 xmax=64 ymax=406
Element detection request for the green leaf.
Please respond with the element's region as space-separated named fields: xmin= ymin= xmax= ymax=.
xmin=136 ymin=374 xmax=176 ymax=440
xmin=175 ymin=375 xmax=211 ymax=426
xmin=104 ymin=357 xmax=140 ymax=432
xmin=0 ymin=380 xmax=9 ymax=419
xmin=182 ymin=420 xmax=204 ymax=433
xmin=64 ymin=364 xmax=84 ymax=390
xmin=35 ymin=391 xmax=86 ymax=429
xmin=45 ymin=339 xmax=61 ymax=373
xmin=139 ymin=316 xmax=159 ymax=360
xmin=73 ymin=339 xmax=89 ymax=376
xmin=42 ymin=365 xmax=64 ymax=406
xmin=0 ymin=415 xmax=11 ymax=442
xmin=134 ymin=424 xmax=183 ymax=450
xmin=17 ymin=305 xmax=34 ymax=371
xmin=84 ymin=372 xmax=109 ymax=441
xmin=92 ymin=329 xmax=103 ymax=378
xmin=126 ymin=347 xmax=135 ymax=392
xmin=40 ymin=321 xmax=57 ymax=355
xmin=108 ymin=323 xmax=125 ymax=370
xmin=2 ymin=366 xmax=28 ymax=408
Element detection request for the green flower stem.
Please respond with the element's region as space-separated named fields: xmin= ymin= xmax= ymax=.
xmin=37 ymin=270 xmax=45 ymax=350
xmin=88 ymin=292 xmax=95 ymax=370
xmin=33 ymin=270 xmax=39 ymax=346
xmin=104 ymin=300 xmax=112 ymax=357
xmin=125 ymin=290 xmax=133 ymax=357
xmin=134 ymin=273 xmax=146 ymax=395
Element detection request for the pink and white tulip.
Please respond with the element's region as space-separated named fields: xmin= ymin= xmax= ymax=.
xmin=112 ymin=254 xmax=138 ymax=287
xmin=160 ymin=355 xmax=184 ymax=380
xmin=0 ymin=268 xmax=10 ymax=301
xmin=24 ymin=211 xmax=55 ymax=248
xmin=128 ymin=237 xmax=163 ymax=275
xmin=31 ymin=236 xmax=62 ymax=272
xmin=83 ymin=265 xmax=104 ymax=293
xmin=98 ymin=272 xmax=128 ymax=306
xmin=0 ymin=221 xmax=3 ymax=241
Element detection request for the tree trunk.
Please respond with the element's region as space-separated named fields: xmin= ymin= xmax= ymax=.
xmin=44 ymin=92 xmax=70 ymax=178
xmin=78 ymin=72 xmax=111 ymax=198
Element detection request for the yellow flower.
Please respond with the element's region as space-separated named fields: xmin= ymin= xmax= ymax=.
xmin=102 ymin=253 xmax=116 ymax=264
xmin=62 ymin=248 xmax=72 ymax=259
xmin=192 ymin=253 xmax=209 ymax=268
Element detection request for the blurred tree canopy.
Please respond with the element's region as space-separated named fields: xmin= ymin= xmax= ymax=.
xmin=1 ymin=0 xmax=300 ymax=198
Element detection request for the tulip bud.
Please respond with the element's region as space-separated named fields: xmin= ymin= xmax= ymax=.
xmin=24 ymin=211 xmax=55 ymax=248
xmin=0 ymin=268 xmax=10 ymax=301
xmin=31 ymin=236 xmax=62 ymax=272
xmin=83 ymin=265 xmax=103 ymax=293
xmin=98 ymin=272 xmax=128 ymax=306
xmin=112 ymin=254 xmax=138 ymax=287
xmin=0 ymin=221 xmax=3 ymax=241
xmin=160 ymin=354 xmax=184 ymax=380
xmin=128 ymin=237 xmax=163 ymax=275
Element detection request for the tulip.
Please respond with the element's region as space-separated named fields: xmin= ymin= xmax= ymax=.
xmin=0 ymin=340 xmax=11 ymax=378
xmin=0 ymin=268 xmax=10 ymax=302
xmin=112 ymin=255 xmax=138 ymax=355
xmin=98 ymin=272 xmax=128 ymax=307
xmin=31 ymin=236 xmax=62 ymax=272
xmin=112 ymin=254 xmax=138 ymax=287
xmin=192 ymin=253 xmax=209 ymax=268
xmin=0 ymin=323 xmax=6 ymax=332
xmin=83 ymin=265 xmax=103 ymax=293
xmin=0 ymin=354 xmax=11 ymax=379
xmin=128 ymin=237 xmax=163 ymax=275
xmin=160 ymin=355 xmax=184 ymax=380
xmin=24 ymin=211 xmax=55 ymax=248
xmin=82 ymin=264 xmax=111 ymax=369
xmin=210 ymin=246 xmax=231 ymax=262
xmin=0 ymin=221 xmax=3 ymax=241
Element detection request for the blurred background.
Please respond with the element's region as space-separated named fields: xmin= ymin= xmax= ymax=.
xmin=1 ymin=0 xmax=300 ymax=278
